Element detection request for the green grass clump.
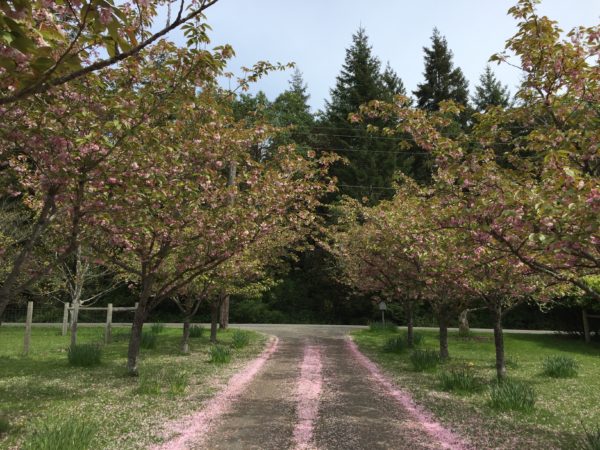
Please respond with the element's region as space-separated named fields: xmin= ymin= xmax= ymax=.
xmin=21 ymin=419 xmax=96 ymax=450
xmin=0 ymin=414 xmax=9 ymax=434
xmin=140 ymin=331 xmax=157 ymax=349
xmin=542 ymin=355 xmax=579 ymax=378
xmin=150 ymin=322 xmax=165 ymax=334
xmin=410 ymin=349 xmax=440 ymax=371
xmin=136 ymin=372 xmax=162 ymax=395
xmin=167 ymin=372 xmax=189 ymax=396
xmin=67 ymin=344 xmax=102 ymax=367
xmin=410 ymin=332 xmax=424 ymax=347
xmin=383 ymin=336 xmax=406 ymax=353
xmin=489 ymin=378 xmax=536 ymax=412
xmin=576 ymin=423 xmax=600 ymax=450
xmin=438 ymin=368 xmax=481 ymax=393
xmin=208 ymin=345 xmax=231 ymax=364
xmin=369 ymin=321 xmax=397 ymax=333
xmin=136 ymin=370 xmax=189 ymax=396
xmin=231 ymin=330 xmax=250 ymax=349
xmin=189 ymin=325 xmax=204 ymax=338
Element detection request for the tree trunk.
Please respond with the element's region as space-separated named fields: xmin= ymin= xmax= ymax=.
xmin=70 ymin=300 xmax=80 ymax=348
xmin=492 ymin=303 xmax=506 ymax=380
xmin=458 ymin=309 xmax=470 ymax=337
xmin=210 ymin=301 xmax=219 ymax=343
xmin=181 ymin=317 xmax=191 ymax=354
xmin=438 ymin=315 xmax=449 ymax=360
xmin=0 ymin=193 xmax=57 ymax=319
xmin=126 ymin=302 xmax=147 ymax=376
xmin=406 ymin=301 xmax=414 ymax=347
xmin=219 ymin=295 xmax=229 ymax=329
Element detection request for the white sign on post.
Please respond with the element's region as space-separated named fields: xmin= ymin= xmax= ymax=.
xmin=378 ymin=301 xmax=387 ymax=325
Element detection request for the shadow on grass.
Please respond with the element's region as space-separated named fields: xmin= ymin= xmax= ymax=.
xmin=506 ymin=333 xmax=600 ymax=356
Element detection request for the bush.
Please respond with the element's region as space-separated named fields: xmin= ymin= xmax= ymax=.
xmin=369 ymin=321 xmax=397 ymax=333
xmin=22 ymin=419 xmax=96 ymax=450
xmin=208 ymin=345 xmax=231 ymax=364
xmin=0 ymin=413 xmax=9 ymax=434
xmin=189 ymin=325 xmax=204 ymax=338
xmin=383 ymin=336 xmax=406 ymax=353
xmin=438 ymin=368 xmax=481 ymax=393
xmin=140 ymin=332 xmax=157 ymax=349
xmin=231 ymin=330 xmax=250 ymax=349
xmin=489 ymin=379 xmax=536 ymax=412
xmin=67 ymin=344 xmax=102 ymax=367
xmin=150 ymin=322 xmax=165 ymax=334
xmin=410 ymin=349 xmax=440 ymax=371
xmin=576 ymin=423 xmax=600 ymax=450
xmin=542 ymin=355 xmax=579 ymax=378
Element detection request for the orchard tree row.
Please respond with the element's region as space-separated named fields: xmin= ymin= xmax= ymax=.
xmin=329 ymin=0 xmax=599 ymax=379
xmin=0 ymin=0 xmax=335 ymax=374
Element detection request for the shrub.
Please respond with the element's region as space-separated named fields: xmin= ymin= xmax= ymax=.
xmin=231 ymin=330 xmax=250 ymax=349
xmin=576 ymin=423 xmax=600 ymax=450
xmin=22 ymin=419 xmax=96 ymax=450
xmin=0 ymin=413 xmax=9 ymax=434
xmin=208 ymin=345 xmax=231 ymax=364
xmin=189 ymin=325 xmax=204 ymax=338
xmin=140 ymin=332 xmax=157 ymax=349
xmin=438 ymin=368 xmax=481 ymax=393
xmin=410 ymin=349 xmax=440 ymax=371
xmin=369 ymin=321 xmax=397 ymax=333
xmin=542 ymin=355 xmax=579 ymax=378
xmin=489 ymin=378 xmax=536 ymax=412
xmin=383 ymin=336 xmax=406 ymax=353
xmin=67 ymin=344 xmax=102 ymax=367
xmin=150 ymin=322 xmax=165 ymax=334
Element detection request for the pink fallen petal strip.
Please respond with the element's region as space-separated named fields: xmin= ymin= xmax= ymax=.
xmin=345 ymin=338 xmax=470 ymax=450
xmin=154 ymin=336 xmax=279 ymax=450
xmin=293 ymin=344 xmax=323 ymax=450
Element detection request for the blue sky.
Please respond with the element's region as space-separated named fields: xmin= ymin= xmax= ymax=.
xmin=169 ymin=0 xmax=599 ymax=111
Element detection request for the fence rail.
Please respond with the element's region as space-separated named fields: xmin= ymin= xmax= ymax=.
xmin=1 ymin=302 xmax=139 ymax=354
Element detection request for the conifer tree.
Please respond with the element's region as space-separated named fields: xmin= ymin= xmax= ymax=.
xmin=270 ymin=69 xmax=315 ymax=151
xmin=320 ymin=28 xmax=406 ymax=203
xmin=414 ymin=28 xmax=469 ymax=111
xmin=473 ymin=65 xmax=511 ymax=111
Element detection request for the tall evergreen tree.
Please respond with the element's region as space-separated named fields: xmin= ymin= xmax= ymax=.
xmin=414 ymin=28 xmax=469 ymax=111
xmin=320 ymin=28 xmax=407 ymax=203
xmin=473 ymin=65 xmax=510 ymax=111
xmin=381 ymin=62 xmax=407 ymax=101
xmin=270 ymin=69 xmax=314 ymax=151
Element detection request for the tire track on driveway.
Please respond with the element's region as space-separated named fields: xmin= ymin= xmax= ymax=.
xmin=293 ymin=344 xmax=323 ymax=450
xmin=199 ymin=336 xmax=303 ymax=450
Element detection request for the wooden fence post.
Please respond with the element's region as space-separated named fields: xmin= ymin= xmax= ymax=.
xmin=62 ymin=302 xmax=70 ymax=336
xmin=23 ymin=301 xmax=33 ymax=355
xmin=105 ymin=303 xmax=113 ymax=344
xmin=583 ymin=309 xmax=591 ymax=344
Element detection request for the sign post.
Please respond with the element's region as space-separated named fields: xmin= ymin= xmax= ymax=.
xmin=379 ymin=301 xmax=387 ymax=326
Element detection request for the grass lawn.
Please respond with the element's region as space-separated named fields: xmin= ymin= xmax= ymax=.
xmin=0 ymin=325 xmax=266 ymax=449
xmin=352 ymin=328 xmax=600 ymax=450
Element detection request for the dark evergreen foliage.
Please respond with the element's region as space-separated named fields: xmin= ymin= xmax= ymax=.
xmin=473 ymin=65 xmax=511 ymax=111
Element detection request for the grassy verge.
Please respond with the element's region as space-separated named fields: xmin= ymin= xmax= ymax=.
xmin=0 ymin=325 xmax=266 ymax=449
xmin=352 ymin=328 xmax=600 ymax=449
